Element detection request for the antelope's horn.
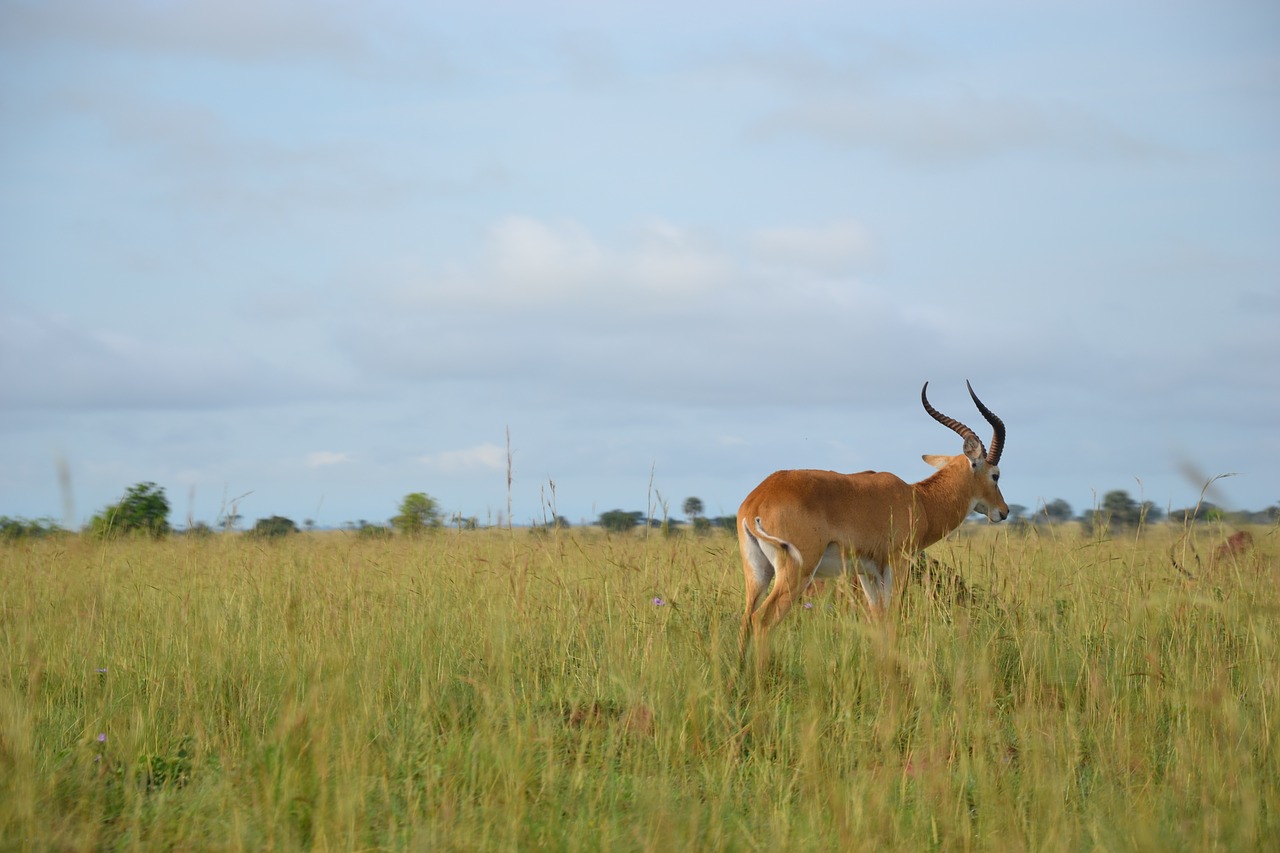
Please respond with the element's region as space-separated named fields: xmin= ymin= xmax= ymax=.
xmin=921 ymin=382 xmax=983 ymax=453
xmin=965 ymin=380 xmax=1005 ymax=466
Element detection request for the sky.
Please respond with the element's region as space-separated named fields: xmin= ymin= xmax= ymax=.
xmin=2 ymin=0 xmax=1278 ymax=530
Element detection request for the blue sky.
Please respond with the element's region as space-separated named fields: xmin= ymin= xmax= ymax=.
xmin=2 ymin=0 xmax=1278 ymax=529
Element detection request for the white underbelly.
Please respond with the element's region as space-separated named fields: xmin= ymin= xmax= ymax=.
xmin=811 ymin=544 xmax=848 ymax=578
xmin=810 ymin=544 xmax=879 ymax=579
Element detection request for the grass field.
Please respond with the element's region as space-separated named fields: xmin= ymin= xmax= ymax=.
xmin=1 ymin=523 xmax=1275 ymax=851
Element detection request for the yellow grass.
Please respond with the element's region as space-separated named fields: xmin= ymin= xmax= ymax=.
xmin=1 ymin=524 xmax=1276 ymax=850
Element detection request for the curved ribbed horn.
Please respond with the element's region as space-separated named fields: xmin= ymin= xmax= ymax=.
xmin=965 ymin=380 xmax=1005 ymax=465
xmin=920 ymin=382 xmax=983 ymax=454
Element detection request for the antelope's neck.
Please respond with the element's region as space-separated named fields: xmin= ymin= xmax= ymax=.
xmin=913 ymin=462 xmax=973 ymax=547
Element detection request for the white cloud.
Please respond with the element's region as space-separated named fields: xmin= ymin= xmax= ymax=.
xmin=342 ymin=215 xmax=922 ymax=405
xmin=306 ymin=451 xmax=350 ymax=468
xmin=627 ymin=220 xmax=736 ymax=295
xmin=390 ymin=215 xmax=869 ymax=313
xmin=488 ymin=216 xmax=611 ymax=300
xmin=751 ymin=219 xmax=876 ymax=272
xmin=398 ymin=217 xmax=736 ymax=310
xmin=418 ymin=443 xmax=507 ymax=473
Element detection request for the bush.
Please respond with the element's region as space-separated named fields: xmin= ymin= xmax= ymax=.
xmin=392 ymin=493 xmax=443 ymax=535
xmin=357 ymin=522 xmax=393 ymax=540
xmin=251 ymin=516 xmax=299 ymax=538
xmin=598 ymin=510 xmax=642 ymax=534
xmin=0 ymin=516 xmax=63 ymax=540
xmin=529 ymin=516 xmax=570 ymax=537
xmin=89 ymin=483 xmax=171 ymax=539
xmin=710 ymin=516 xmax=739 ymax=535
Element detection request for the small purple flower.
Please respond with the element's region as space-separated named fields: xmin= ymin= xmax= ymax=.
xmin=803 ymin=601 xmax=814 ymax=609
xmin=95 ymin=668 xmax=108 ymax=674
xmin=651 ymin=597 xmax=665 ymax=607
xmin=98 ymin=733 xmax=107 ymax=743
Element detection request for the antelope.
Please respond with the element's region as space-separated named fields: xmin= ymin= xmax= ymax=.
xmin=1212 ymin=530 xmax=1254 ymax=564
xmin=737 ymin=381 xmax=1008 ymax=657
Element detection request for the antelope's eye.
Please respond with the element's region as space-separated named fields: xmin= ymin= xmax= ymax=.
xmin=992 ymin=473 xmax=1000 ymax=483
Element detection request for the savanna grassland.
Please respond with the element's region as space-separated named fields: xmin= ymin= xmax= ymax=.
xmin=1 ymin=524 xmax=1276 ymax=851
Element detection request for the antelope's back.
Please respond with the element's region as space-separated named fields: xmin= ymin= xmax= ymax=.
xmin=738 ymin=469 xmax=915 ymax=542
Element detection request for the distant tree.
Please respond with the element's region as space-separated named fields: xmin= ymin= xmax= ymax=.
xmin=89 ymin=482 xmax=171 ymax=538
xmin=251 ymin=516 xmax=299 ymax=538
xmin=1095 ymin=490 xmax=1150 ymax=530
xmin=184 ymin=521 xmax=214 ymax=538
xmin=0 ymin=516 xmax=63 ymax=540
xmin=598 ymin=509 xmax=643 ymax=534
xmin=1168 ymin=501 xmax=1277 ymax=526
xmin=529 ymin=515 xmax=570 ymax=537
xmin=1082 ymin=489 xmax=1158 ymax=535
xmin=682 ymin=497 xmax=704 ymax=521
xmin=357 ymin=521 xmax=393 ymax=539
xmin=451 ymin=513 xmax=480 ymax=531
xmin=1039 ymin=499 xmax=1073 ymax=524
xmin=1004 ymin=503 xmax=1030 ymax=532
xmin=392 ymin=492 xmax=443 ymax=535
xmin=1170 ymin=501 xmax=1231 ymax=525
xmin=710 ymin=515 xmax=738 ymax=534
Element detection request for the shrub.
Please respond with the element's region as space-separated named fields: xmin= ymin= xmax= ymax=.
xmin=89 ymin=482 xmax=171 ymax=539
xmin=0 ymin=516 xmax=63 ymax=540
xmin=251 ymin=516 xmax=299 ymax=538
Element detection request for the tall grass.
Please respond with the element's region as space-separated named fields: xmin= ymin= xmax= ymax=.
xmin=1 ymin=524 xmax=1275 ymax=850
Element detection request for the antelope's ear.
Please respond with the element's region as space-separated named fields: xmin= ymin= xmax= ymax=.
xmin=962 ymin=434 xmax=984 ymax=467
xmin=922 ymin=454 xmax=950 ymax=471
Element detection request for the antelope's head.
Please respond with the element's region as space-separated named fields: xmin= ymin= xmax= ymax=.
xmin=920 ymin=381 xmax=1009 ymax=522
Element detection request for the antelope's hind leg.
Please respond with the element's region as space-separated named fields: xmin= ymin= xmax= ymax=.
xmin=855 ymin=556 xmax=891 ymax=617
xmin=750 ymin=544 xmax=809 ymax=640
xmin=854 ymin=554 xmax=905 ymax=618
xmin=738 ymin=524 xmax=776 ymax=654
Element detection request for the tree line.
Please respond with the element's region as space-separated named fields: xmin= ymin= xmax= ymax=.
xmin=1009 ymin=490 xmax=1280 ymax=534
xmin=2 ymin=483 xmax=1276 ymax=541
